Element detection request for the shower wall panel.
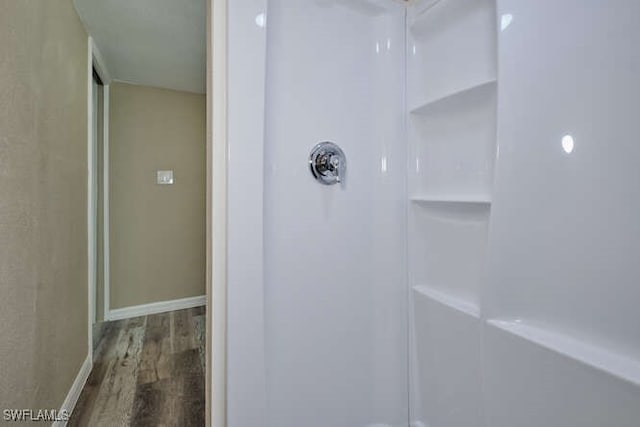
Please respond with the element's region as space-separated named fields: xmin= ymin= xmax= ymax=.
xmin=485 ymin=0 xmax=640 ymax=425
xmin=263 ymin=1 xmax=407 ymax=426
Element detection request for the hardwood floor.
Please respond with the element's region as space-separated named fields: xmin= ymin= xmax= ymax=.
xmin=69 ymin=307 xmax=206 ymax=427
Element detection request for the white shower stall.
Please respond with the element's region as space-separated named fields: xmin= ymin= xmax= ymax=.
xmin=222 ymin=0 xmax=640 ymax=426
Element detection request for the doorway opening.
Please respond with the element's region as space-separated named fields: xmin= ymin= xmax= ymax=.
xmin=74 ymin=0 xmax=208 ymax=422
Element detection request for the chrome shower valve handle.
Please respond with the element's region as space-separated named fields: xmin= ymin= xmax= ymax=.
xmin=309 ymin=141 xmax=346 ymax=186
xmin=329 ymin=155 xmax=342 ymax=182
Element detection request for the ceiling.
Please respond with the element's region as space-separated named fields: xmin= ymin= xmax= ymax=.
xmin=74 ymin=0 xmax=206 ymax=94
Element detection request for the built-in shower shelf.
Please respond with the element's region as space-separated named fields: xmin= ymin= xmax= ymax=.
xmin=413 ymin=285 xmax=480 ymax=318
xmin=410 ymin=195 xmax=491 ymax=205
xmin=487 ymin=319 xmax=640 ymax=387
xmin=409 ymin=79 xmax=497 ymax=115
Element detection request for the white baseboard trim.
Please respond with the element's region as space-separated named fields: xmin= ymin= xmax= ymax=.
xmin=54 ymin=354 xmax=92 ymax=426
xmin=107 ymin=295 xmax=206 ymax=321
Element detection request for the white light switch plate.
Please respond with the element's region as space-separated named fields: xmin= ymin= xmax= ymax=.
xmin=157 ymin=170 xmax=174 ymax=185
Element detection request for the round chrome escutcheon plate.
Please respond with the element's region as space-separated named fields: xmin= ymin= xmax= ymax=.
xmin=309 ymin=141 xmax=346 ymax=185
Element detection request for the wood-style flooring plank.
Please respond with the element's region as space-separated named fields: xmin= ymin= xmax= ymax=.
xmin=176 ymin=370 xmax=206 ymax=426
xmin=68 ymin=307 xmax=206 ymax=426
xmin=171 ymin=309 xmax=196 ymax=353
xmin=131 ymin=347 xmax=205 ymax=426
xmin=192 ymin=311 xmax=206 ymax=375
xmin=69 ymin=321 xmax=125 ymax=427
xmin=130 ymin=378 xmax=179 ymax=427
xmin=87 ymin=317 xmax=147 ymax=426
xmin=138 ymin=312 xmax=172 ymax=385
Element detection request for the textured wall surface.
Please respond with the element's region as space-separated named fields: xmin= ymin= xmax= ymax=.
xmin=0 ymin=0 xmax=88 ymax=411
xmin=110 ymin=82 xmax=206 ymax=309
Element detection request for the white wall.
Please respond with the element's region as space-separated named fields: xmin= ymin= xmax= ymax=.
xmin=262 ymin=1 xmax=407 ymax=427
xmin=484 ymin=0 xmax=640 ymax=425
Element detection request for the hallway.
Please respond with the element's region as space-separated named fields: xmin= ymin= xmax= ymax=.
xmin=69 ymin=307 xmax=205 ymax=426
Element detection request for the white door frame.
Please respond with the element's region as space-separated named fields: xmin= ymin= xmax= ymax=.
xmin=102 ymin=80 xmax=111 ymax=323
xmin=208 ymin=0 xmax=227 ymax=425
xmin=87 ymin=36 xmax=111 ymax=359
xmin=208 ymin=1 xmax=271 ymax=425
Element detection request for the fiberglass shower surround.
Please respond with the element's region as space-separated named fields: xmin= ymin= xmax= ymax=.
xmin=224 ymin=0 xmax=640 ymax=426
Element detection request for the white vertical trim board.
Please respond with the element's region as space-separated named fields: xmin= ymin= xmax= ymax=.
xmin=87 ymin=37 xmax=97 ymax=359
xmin=87 ymin=35 xmax=111 ymax=356
xmin=90 ymin=38 xmax=111 ymax=84
xmin=210 ymin=0 xmax=228 ymax=425
xmin=91 ymin=72 xmax=98 ymax=326
xmin=102 ymin=84 xmax=111 ymax=322
xmin=53 ymin=355 xmax=92 ymax=427
xmin=108 ymin=295 xmax=207 ymax=321
xmin=205 ymin=0 xmax=213 ymax=423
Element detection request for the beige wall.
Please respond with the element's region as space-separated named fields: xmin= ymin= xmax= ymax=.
xmin=110 ymin=83 xmax=206 ymax=309
xmin=0 ymin=0 xmax=88 ymax=412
